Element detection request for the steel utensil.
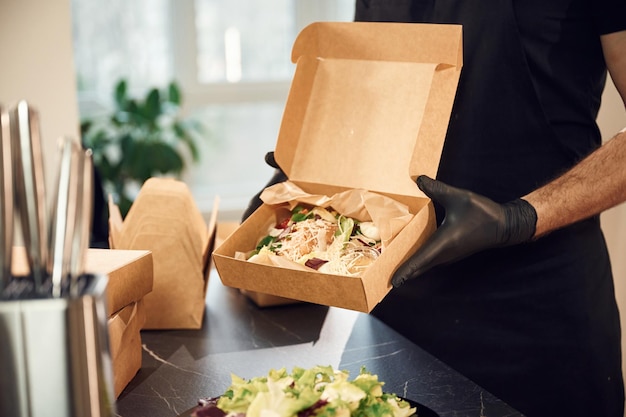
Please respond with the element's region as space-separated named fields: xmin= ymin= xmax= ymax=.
xmin=1 ymin=102 xmax=116 ymax=416
xmin=70 ymin=149 xmax=94 ymax=295
xmin=0 ymin=274 xmax=116 ymax=417
xmin=10 ymin=101 xmax=48 ymax=290
xmin=49 ymin=137 xmax=81 ymax=297
xmin=0 ymin=105 xmax=13 ymax=290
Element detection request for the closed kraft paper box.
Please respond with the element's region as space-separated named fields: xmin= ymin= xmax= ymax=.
xmin=213 ymin=22 xmax=463 ymax=313
xmin=107 ymin=300 xmax=145 ymax=397
xmin=109 ymin=178 xmax=218 ymax=329
xmin=84 ymin=249 xmax=153 ymax=396
xmin=12 ymin=247 xmax=154 ymax=396
xmin=11 ymin=247 xmax=153 ymax=316
xmin=84 ymin=248 xmax=153 ymax=316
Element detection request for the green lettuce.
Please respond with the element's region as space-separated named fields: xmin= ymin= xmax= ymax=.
xmin=216 ymin=366 xmax=416 ymax=417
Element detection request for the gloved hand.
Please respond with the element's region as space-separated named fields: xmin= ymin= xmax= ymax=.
xmin=391 ymin=175 xmax=537 ymax=287
xmin=241 ymin=151 xmax=288 ymax=221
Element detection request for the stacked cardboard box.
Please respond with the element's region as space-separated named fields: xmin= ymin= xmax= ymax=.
xmin=85 ymin=248 xmax=153 ymax=397
xmin=11 ymin=246 xmax=154 ymax=397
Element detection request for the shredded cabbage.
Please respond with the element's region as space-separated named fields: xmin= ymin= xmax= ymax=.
xmin=249 ymin=205 xmax=382 ymax=276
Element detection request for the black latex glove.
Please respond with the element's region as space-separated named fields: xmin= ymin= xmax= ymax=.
xmin=241 ymin=151 xmax=288 ymax=222
xmin=392 ymin=175 xmax=537 ymax=287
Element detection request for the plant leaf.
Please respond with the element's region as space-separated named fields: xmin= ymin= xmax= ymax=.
xmin=125 ymin=141 xmax=184 ymax=181
xmin=80 ymin=120 xmax=92 ymax=136
xmin=114 ymin=79 xmax=128 ymax=109
xmin=147 ymin=142 xmax=185 ymax=174
xmin=82 ymin=78 xmax=206 ymax=209
xmin=142 ymin=88 xmax=162 ymax=124
xmin=168 ymin=82 xmax=182 ymax=106
xmin=118 ymin=194 xmax=134 ymax=218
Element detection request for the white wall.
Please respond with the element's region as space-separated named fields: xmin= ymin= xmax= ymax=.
xmin=0 ymin=0 xmax=80 ymax=199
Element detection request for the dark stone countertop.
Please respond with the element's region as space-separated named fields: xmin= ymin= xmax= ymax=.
xmin=115 ymin=270 xmax=524 ymax=417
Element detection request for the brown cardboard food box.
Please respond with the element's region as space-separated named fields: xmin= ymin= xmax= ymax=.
xmin=216 ymin=222 xmax=297 ymax=307
xmin=108 ymin=300 xmax=145 ymax=397
xmin=11 ymin=246 xmax=153 ymax=397
xmin=85 ymin=248 xmax=154 ymax=316
xmin=10 ymin=246 xmax=153 ymax=316
xmin=84 ymin=249 xmax=153 ymax=397
xmin=109 ymin=177 xmax=219 ymax=329
xmin=240 ymin=288 xmax=298 ymax=307
xmin=213 ymin=22 xmax=463 ymax=313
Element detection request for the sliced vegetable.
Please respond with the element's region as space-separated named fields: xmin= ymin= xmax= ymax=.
xmin=358 ymin=221 xmax=381 ymax=241
xmin=336 ymin=215 xmax=355 ymax=242
xmin=249 ymin=204 xmax=381 ymax=276
xmin=304 ymin=258 xmax=328 ymax=270
xmin=310 ymin=206 xmax=338 ymax=223
xmin=255 ymin=235 xmax=276 ymax=252
xmin=290 ymin=206 xmax=312 ymax=222
xmin=202 ymin=366 xmax=416 ymax=417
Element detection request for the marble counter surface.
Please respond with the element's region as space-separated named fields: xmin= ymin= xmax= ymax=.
xmin=115 ymin=271 xmax=523 ymax=417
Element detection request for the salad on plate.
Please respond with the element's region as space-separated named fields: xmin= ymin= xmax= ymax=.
xmin=191 ymin=365 xmax=416 ymax=417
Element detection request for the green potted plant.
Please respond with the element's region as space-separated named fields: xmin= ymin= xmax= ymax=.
xmin=81 ymin=79 xmax=206 ymax=217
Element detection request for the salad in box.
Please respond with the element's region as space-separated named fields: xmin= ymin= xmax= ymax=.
xmin=213 ymin=21 xmax=462 ymax=312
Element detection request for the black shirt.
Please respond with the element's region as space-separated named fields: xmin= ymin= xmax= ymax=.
xmin=356 ymin=1 xmax=626 ymax=416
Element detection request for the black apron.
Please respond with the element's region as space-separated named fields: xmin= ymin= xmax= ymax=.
xmin=356 ymin=1 xmax=624 ymax=416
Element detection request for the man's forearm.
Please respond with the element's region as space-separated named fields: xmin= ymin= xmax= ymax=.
xmin=524 ymin=128 xmax=626 ymax=237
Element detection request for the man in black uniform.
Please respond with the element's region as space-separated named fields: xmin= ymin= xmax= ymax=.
xmin=244 ymin=1 xmax=626 ymax=415
xmin=353 ymin=1 xmax=626 ymax=416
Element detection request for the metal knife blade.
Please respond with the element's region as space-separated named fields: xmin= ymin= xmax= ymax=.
xmin=49 ymin=137 xmax=81 ymax=297
xmin=10 ymin=101 xmax=48 ymax=291
xmin=0 ymin=105 xmax=13 ymax=291
xmin=69 ymin=149 xmax=93 ymax=293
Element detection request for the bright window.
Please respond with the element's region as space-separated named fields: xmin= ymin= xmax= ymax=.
xmin=71 ymin=0 xmax=355 ymax=219
xmin=194 ymin=0 xmax=295 ymax=83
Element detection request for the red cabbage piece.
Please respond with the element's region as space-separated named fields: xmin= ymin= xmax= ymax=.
xmin=305 ymin=258 xmax=328 ymax=270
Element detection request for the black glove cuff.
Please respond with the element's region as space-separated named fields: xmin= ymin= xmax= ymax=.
xmin=502 ymin=198 xmax=538 ymax=245
xmin=265 ymin=151 xmax=280 ymax=170
xmin=241 ymin=152 xmax=287 ymax=222
xmin=264 ymin=151 xmax=287 ymax=184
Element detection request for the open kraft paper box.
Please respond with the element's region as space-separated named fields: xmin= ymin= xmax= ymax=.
xmin=109 ymin=177 xmax=218 ymax=329
xmin=213 ymin=22 xmax=463 ymax=313
xmin=11 ymin=246 xmax=153 ymax=397
xmin=216 ymin=222 xmax=297 ymax=307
